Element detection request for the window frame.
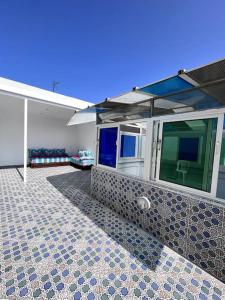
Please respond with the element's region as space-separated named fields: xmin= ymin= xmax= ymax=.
xmin=151 ymin=111 xmax=224 ymax=198
xmin=119 ymin=132 xmax=139 ymax=159
xmin=96 ymin=125 xmax=119 ymax=170
xmin=96 ymin=119 xmax=150 ymax=178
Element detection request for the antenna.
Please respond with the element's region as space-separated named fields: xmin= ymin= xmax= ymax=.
xmin=52 ymin=81 xmax=60 ymax=92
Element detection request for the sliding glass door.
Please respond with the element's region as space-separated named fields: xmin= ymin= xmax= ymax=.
xmin=155 ymin=117 xmax=218 ymax=193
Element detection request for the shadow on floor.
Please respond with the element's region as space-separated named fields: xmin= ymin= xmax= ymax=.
xmin=47 ymin=169 xmax=91 ymax=195
xmin=47 ymin=170 xmax=164 ymax=272
xmin=16 ymin=168 xmax=24 ymax=181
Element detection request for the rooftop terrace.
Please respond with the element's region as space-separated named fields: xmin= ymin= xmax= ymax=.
xmin=0 ymin=166 xmax=225 ymax=299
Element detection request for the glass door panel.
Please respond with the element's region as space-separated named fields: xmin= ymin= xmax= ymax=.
xmin=98 ymin=127 xmax=118 ymax=168
xmin=159 ymin=118 xmax=217 ymax=192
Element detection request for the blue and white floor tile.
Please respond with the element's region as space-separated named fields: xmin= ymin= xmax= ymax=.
xmin=0 ymin=166 xmax=225 ymax=299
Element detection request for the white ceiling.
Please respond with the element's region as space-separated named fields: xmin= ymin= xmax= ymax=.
xmin=28 ymin=101 xmax=75 ymax=121
xmin=0 ymin=94 xmax=75 ymax=122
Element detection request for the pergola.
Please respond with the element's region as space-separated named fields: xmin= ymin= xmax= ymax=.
xmin=69 ymin=58 xmax=225 ymax=125
xmin=68 ymin=58 xmax=225 ymax=200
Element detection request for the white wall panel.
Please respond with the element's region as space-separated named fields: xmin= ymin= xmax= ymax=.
xmin=0 ymin=97 xmax=24 ymax=166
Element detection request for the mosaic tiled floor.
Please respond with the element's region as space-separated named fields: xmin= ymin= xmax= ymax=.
xmin=0 ymin=166 xmax=225 ymax=300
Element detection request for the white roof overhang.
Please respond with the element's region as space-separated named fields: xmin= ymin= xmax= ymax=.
xmin=67 ymin=108 xmax=97 ymax=126
xmin=0 ymin=77 xmax=93 ymax=110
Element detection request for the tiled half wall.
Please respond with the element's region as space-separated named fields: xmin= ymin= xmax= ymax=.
xmin=91 ymin=166 xmax=225 ymax=283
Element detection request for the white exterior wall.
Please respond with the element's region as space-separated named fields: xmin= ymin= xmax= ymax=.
xmin=0 ymin=98 xmax=24 ymax=166
xmin=73 ymin=122 xmax=97 ymax=158
xmin=28 ymin=114 xmax=76 ymax=157
xmin=0 ymin=113 xmax=77 ymax=167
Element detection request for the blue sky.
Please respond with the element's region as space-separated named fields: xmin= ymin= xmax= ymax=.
xmin=0 ymin=1 xmax=225 ymax=103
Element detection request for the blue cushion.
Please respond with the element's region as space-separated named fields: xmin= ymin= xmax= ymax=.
xmin=29 ymin=148 xmax=68 ymax=159
xmin=78 ymin=150 xmax=93 ymax=158
xmin=28 ymin=149 xmax=42 ymax=158
xmin=85 ymin=150 xmax=94 ymax=157
xmin=42 ymin=149 xmax=54 ymax=157
xmin=78 ymin=150 xmax=85 ymax=157
xmin=53 ymin=149 xmax=66 ymax=157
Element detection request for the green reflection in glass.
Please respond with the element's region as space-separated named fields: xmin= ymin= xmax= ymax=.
xmin=220 ymin=137 xmax=225 ymax=165
xmin=159 ymin=118 xmax=217 ymax=192
xmin=217 ymin=116 xmax=225 ymax=200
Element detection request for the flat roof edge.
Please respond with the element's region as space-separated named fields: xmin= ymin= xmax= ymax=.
xmin=0 ymin=77 xmax=93 ymax=109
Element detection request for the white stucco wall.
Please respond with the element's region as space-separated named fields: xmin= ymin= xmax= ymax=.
xmin=28 ymin=114 xmax=76 ymax=157
xmin=0 ymin=115 xmax=77 ymax=167
xmin=0 ymin=97 xmax=24 ymax=166
xmin=72 ymin=122 xmax=97 ymax=158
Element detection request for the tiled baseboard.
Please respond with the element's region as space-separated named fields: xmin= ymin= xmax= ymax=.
xmin=91 ymin=166 xmax=225 ymax=282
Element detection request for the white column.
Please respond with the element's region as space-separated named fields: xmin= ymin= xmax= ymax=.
xmin=24 ymin=98 xmax=28 ymax=183
xmin=144 ymin=119 xmax=153 ymax=180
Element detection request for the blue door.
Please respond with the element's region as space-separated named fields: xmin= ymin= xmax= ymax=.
xmin=99 ymin=127 xmax=118 ymax=168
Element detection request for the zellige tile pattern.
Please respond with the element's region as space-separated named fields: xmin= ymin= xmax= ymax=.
xmin=91 ymin=166 xmax=225 ymax=283
xmin=0 ymin=166 xmax=225 ymax=299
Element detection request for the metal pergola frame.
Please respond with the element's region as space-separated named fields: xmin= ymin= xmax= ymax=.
xmin=94 ymin=59 xmax=225 ymax=201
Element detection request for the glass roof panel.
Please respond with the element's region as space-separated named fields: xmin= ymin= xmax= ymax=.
xmin=108 ymin=91 xmax=151 ymax=104
xmin=152 ymin=80 xmax=225 ymax=116
xmin=97 ymin=101 xmax=152 ymax=124
xmin=140 ymin=76 xmax=193 ymax=96
xmin=68 ymin=60 xmax=225 ymax=125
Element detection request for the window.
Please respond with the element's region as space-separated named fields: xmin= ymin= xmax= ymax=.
xmin=97 ymin=113 xmax=225 ymax=198
xmin=98 ymin=127 xmax=118 ymax=168
xmin=97 ymin=124 xmax=146 ymax=173
xmin=159 ymin=118 xmax=217 ymax=192
xmin=120 ymin=135 xmax=136 ymax=158
xmin=117 ymin=123 xmax=147 ymax=178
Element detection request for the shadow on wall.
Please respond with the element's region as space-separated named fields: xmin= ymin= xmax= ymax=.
xmin=47 ymin=170 xmax=164 ymax=272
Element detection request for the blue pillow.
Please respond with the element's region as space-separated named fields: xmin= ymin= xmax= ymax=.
xmin=43 ymin=149 xmax=55 ymax=157
xmin=54 ymin=149 xmax=66 ymax=157
xmin=78 ymin=150 xmax=85 ymax=157
xmin=85 ymin=150 xmax=93 ymax=157
xmin=28 ymin=149 xmax=42 ymax=158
